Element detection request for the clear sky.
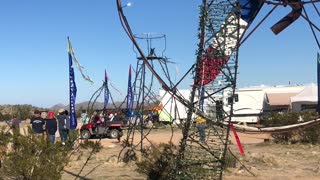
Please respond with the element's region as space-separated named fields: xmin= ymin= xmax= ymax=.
xmin=0 ymin=0 xmax=319 ymax=108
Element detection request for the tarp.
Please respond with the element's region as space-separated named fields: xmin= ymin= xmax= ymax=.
xmin=267 ymin=93 xmax=298 ymax=106
xmin=291 ymin=84 xmax=318 ymax=112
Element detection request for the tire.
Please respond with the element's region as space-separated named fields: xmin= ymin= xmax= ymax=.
xmin=109 ymin=129 xmax=119 ymax=139
xmin=80 ymin=130 xmax=91 ymax=139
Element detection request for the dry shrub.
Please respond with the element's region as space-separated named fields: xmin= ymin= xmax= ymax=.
xmin=79 ymin=140 xmax=102 ymax=153
xmin=224 ymin=150 xmax=237 ymax=168
xmin=136 ymin=143 xmax=177 ymax=180
xmin=123 ymin=149 xmax=137 ymax=163
xmin=249 ymin=153 xmax=279 ymax=167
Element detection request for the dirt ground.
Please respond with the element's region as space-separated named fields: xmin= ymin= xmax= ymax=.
xmin=62 ymin=128 xmax=320 ymax=180
xmin=2 ymin=122 xmax=320 ymax=179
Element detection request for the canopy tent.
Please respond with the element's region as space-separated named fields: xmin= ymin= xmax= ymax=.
xmin=267 ymin=93 xmax=298 ymax=106
xmin=290 ymin=84 xmax=318 ymax=112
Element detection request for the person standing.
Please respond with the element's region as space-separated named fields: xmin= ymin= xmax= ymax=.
xmin=41 ymin=111 xmax=48 ymax=138
xmin=10 ymin=115 xmax=20 ymax=150
xmin=30 ymin=110 xmax=44 ymax=136
xmin=11 ymin=115 xmax=20 ymax=134
xmin=196 ymin=116 xmax=207 ymax=143
xmin=80 ymin=110 xmax=90 ymax=125
xmin=57 ymin=109 xmax=70 ymax=145
xmin=45 ymin=111 xmax=57 ymax=144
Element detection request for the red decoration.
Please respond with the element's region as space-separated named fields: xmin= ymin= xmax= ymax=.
xmin=197 ymin=46 xmax=229 ymax=85
xmin=230 ymin=123 xmax=245 ymax=155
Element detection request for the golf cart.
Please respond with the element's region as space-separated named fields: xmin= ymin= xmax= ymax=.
xmin=80 ymin=115 xmax=123 ymax=140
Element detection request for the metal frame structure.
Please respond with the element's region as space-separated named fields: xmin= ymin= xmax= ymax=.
xmin=115 ymin=0 xmax=320 ymax=179
xmin=123 ymin=33 xmax=177 ymax=151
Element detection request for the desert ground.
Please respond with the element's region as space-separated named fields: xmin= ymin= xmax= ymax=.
xmin=62 ymin=127 xmax=320 ymax=180
xmin=2 ymin=122 xmax=320 ymax=179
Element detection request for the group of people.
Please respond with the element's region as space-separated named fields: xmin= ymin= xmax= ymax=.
xmin=80 ymin=110 xmax=120 ymax=134
xmin=30 ymin=109 xmax=70 ymax=144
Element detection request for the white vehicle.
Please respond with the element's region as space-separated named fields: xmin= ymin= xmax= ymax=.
xmin=223 ymin=88 xmax=268 ymax=123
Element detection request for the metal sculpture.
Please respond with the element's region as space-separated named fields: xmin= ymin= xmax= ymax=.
xmin=115 ymin=0 xmax=320 ymax=179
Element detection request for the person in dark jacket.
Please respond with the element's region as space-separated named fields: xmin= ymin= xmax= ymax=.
xmin=45 ymin=111 xmax=57 ymax=144
xmin=56 ymin=109 xmax=70 ymax=145
xmin=10 ymin=115 xmax=20 ymax=150
xmin=30 ymin=110 xmax=44 ymax=136
xmin=11 ymin=115 xmax=20 ymax=133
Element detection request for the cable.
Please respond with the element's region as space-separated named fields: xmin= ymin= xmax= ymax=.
xmin=302 ymin=6 xmax=320 ymax=49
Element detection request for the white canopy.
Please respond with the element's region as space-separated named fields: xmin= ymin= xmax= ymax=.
xmin=290 ymin=84 xmax=318 ymax=112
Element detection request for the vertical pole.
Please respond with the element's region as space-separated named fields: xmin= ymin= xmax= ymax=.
xmin=141 ymin=61 xmax=146 ymax=151
xmin=317 ymin=53 xmax=320 ymax=114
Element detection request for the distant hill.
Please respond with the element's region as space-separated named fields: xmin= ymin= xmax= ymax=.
xmin=50 ymin=103 xmax=66 ymax=111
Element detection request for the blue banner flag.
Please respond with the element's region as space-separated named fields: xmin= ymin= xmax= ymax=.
xmin=126 ymin=65 xmax=134 ymax=116
xmin=68 ymin=37 xmax=77 ymax=129
xmin=104 ymin=69 xmax=109 ymax=110
xmin=317 ymin=52 xmax=320 ymax=114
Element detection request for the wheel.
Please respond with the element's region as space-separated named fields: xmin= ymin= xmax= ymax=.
xmin=80 ymin=130 xmax=91 ymax=139
xmin=109 ymin=129 xmax=119 ymax=139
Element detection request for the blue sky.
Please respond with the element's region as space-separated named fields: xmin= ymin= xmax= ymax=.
xmin=0 ymin=0 xmax=319 ymax=108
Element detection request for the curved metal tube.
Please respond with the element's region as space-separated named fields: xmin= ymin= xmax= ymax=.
xmin=271 ymin=0 xmax=303 ymax=35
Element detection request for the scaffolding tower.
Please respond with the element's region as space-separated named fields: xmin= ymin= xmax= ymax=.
xmin=123 ymin=33 xmax=175 ymax=150
xmin=176 ymin=0 xmax=246 ymax=179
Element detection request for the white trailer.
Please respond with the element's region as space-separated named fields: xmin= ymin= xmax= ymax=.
xmin=159 ymin=89 xmax=192 ymax=122
xmin=223 ymin=88 xmax=268 ymax=123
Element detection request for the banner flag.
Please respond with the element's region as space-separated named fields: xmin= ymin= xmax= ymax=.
xmin=68 ymin=38 xmax=94 ymax=84
xmin=68 ymin=37 xmax=77 ymax=130
xmin=126 ymin=65 xmax=134 ymax=116
xmin=104 ymin=69 xmax=109 ymax=110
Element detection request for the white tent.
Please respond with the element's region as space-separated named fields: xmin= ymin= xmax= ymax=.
xmin=290 ymin=84 xmax=318 ymax=112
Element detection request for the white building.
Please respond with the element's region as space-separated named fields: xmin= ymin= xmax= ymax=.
xmin=158 ymin=84 xmax=314 ymax=124
xmin=223 ymin=85 xmax=306 ymax=123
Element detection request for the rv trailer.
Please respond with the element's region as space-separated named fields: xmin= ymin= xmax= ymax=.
xmin=223 ymin=88 xmax=268 ymax=123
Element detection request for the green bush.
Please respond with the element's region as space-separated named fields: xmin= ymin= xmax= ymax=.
xmin=263 ymin=112 xmax=299 ymax=143
xmin=298 ymin=112 xmax=320 ymax=144
xmin=0 ymin=127 xmax=72 ymax=179
xmin=263 ymin=112 xmax=320 ymax=144
xmin=298 ymin=124 xmax=320 ymax=144
xmin=262 ymin=112 xmax=300 ymax=127
xmin=0 ymin=127 xmax=102 ymax=180
xmin=0 ymin=113 xmax=12 ymax=122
